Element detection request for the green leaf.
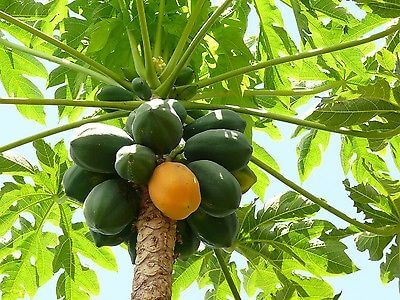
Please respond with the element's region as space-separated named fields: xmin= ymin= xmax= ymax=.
xmin=308 ymin=98 xmax=400 ymax=127
xmin=0 ymin=151 xmax=35 ymax=175
xmin=297 ymin=129 xmax=330 ymax=182
xmin=343 ymin=179 xmax=399 ymax=226
xmin=356 ymin=232 xmax=394 ymax=261
xmin=380 ymin=241 xmax=400 ymax=284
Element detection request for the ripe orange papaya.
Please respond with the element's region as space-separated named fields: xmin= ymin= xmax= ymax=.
xmin=148 ymin=162 xmax=201 ymax=220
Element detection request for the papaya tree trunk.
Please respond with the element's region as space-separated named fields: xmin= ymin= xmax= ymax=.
xmin=132 ymin=189 xmax=176 ymax=300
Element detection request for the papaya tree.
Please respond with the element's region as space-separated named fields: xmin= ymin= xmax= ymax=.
xmin=1 ymin=0 xmax=400 ymax=299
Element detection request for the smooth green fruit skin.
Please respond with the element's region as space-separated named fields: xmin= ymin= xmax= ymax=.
xmin=187 ymin=110 xmax=207 ymax=120
xmin=70 ymin=123 xmax=133 ymax=173
xmin=184 ymin=129 xmax=252 ymax=171
xmin=232 ymin=166 xmax=257 ymax=193
xmin=187 ymin=210 xmax=239 ymax=248
xmin=175 ymin=66 xmax=195 ymax=86
xmin=132 ymin=106 xmax=183 ymax=154
xmin=124 ymin=110 xmax=136 ymax=136
xmin=83 ymin=179 xmax=140 ymax=235
xmin=188 ymin=160 xmax=241 ymax=217
xmin=115 ymin=144 xmax=156 ymax=184
xmin=62 ymin=164 xmax=114 ymax=203
xmin=97 ymin=85 xmax=134 ymax=112
xmin=183 ymin=109 xmax=246 ymax=140
xmin=169 ymin=85 xmax=197 ymax=101
xmin=90 ymin=224 xmax=131 ymax=247
xmin=135 ymin=98 xmax=187 ymax=123
xmin=175 ymin=221 xmax=200 ymax=259
xmin=127 ymin=231 xmax=138 ymax=264
xmin=132 ymin=77 xmax=152 ymax=101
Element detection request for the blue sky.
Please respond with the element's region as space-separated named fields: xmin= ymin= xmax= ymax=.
xmin=1 ymin=0 xmax=400 ymax=299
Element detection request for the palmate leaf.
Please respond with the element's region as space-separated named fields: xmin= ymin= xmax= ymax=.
xmin=235 ymin=193 xmax=355 ymax=298
xmin=343 ymin=179 xmax=399 ymax=226
xmin=0 ymin=151 xmax=35 ymax=175
xmin=380 ymin=240 xmax=400 ymax=284
xmin=0 ymin=140 xmax=117 ymax=300
xmin=296 ymin=129 xmax=330 ymax=182
xmin=172 ymin=249 xmax=241 ymax=300
xmin=307 ymin=97 xmax=400 ymax=127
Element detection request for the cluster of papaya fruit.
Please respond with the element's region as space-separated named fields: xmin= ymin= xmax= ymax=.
xmin=97 ymin=65 xmax=196 ymax=106
xmin=63 ymin=93 xmax=256 ymax=262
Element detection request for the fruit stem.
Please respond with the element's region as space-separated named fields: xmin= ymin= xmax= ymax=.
xmin=117 ymin=0 xmax=147 ymax=80
xmin=195 ymin=20 xmax=400 ymax=89
xmin=214 ymin=249 xmax=242 ymax=300
xmin=0 ymin=10 xmax=132 ymax=90
xmin=153 ymin=0 xmax=166 ymax=58
xmin=132 ymin=189 xmax=176 ymax=300
xmin=155 ymin=0 xmax=235 ymax=98
xmin=135 ymin=0 xmax=161 ymax=88
xmin=0 ymin=111 xmax=129 ymax=153
xmin=0 ymin=37 xmax=118 ymax=86
xmin=250 ymin=155 xmax=399 ymax=236
xmin=160 ymin=0 xmax=207 ymax=82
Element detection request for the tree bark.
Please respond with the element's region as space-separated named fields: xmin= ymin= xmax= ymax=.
xmin=132 ymin=189 xmax=176 ymax=300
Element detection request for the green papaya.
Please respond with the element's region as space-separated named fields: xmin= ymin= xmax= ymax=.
xmin=90 ymin=224 xmax=131 ymax=247
xmin=183 ymin=109 xmax=246 ymax=140
xmin=231 ymin=166 xmax=257 ymax=193
xmin=175 ymin=221 xmax=200 ymax=259
xmin=184 ymin=129 xmax=252 ymax=171
xmin=83 ymin=179 xmax=140 ymax=235
xmin=132 ymin=77 xmax=152 ymax=101
xmin=62 ymin=164 xmax=113 ymax=203
xmin=188 ymin=160 xmax=241 ymax=217
xmin=70 ymin=123 xmax=133 ymax=173
xmin=187 ymin=109 xmax=207 ymax=120
xmin=122 ymin=67 xmax=138 ymax=81
xmin=131 ymin=105 xmax=183 ymax=154
xmin=175 ymin=66 xmax=195 ymax=86
xmin=127 ymin=231 xmax=138 ymax=264
xmin=169 ymin=85 xmax=197 ymax=101
xmin=135 ymin=98 xmax=187 ymax=123
xmin=115 ymin=144 xmax=157 ymax=184
xmin=124 ymin=110 xmax=136 ymax=136
xmin=187 ymin=210 xmax=239 ymax=248
xmin=97 ymin=85 xmax=134 ymax=112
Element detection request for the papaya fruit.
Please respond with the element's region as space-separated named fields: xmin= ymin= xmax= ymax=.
xmin=131 ymin=77 xmax=152 ymax=101
xmin=83 ymin=179 xmax=140 ymax=235
xmin=231 ymin=165 xmax=257 ymax=193
xmin=115 ymin=144 xmax=156 ymax=184
xmin=70 ymin=123 xmax=133 ymax=173
xmin=188 ymin=160 xmax=241 ymax=217
xmin=175 ymin=221 xmax=200 ymax=259
xmin=124 ymin=110 xmax=136 ymax=136
xmin=121 ymin=67 xmax=138 ymax=81
xmin=183 ymin=109 xmax=246 ymax=140
xmin=169 ymin=85 xmax=198 ymax=101
xmin=127 ymin=230 xmax=138 ymax=264
xmin=131 ymin=105 xmax=183 ymax=154
xmin=97 ymin=85 xmax=134 ymax=112
xmin=90 ymin=224 xmax=131 ymax=247
xmin=62 ymin=164 xmax=113 ymax=203
xmin=148 ymin=162 xmax=201 ymax=220
xmin=135 ymin=98 xmax=187 ymax=123
xmin=175 ymin=66 xmax=195 ymax=86
xmin=184 ymin=129 xmax=252 ymax=171
xmin=187 ymin=210 xmax=239 ymax=248
xmin=187 ymin=109 xmax=207 ymax=120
